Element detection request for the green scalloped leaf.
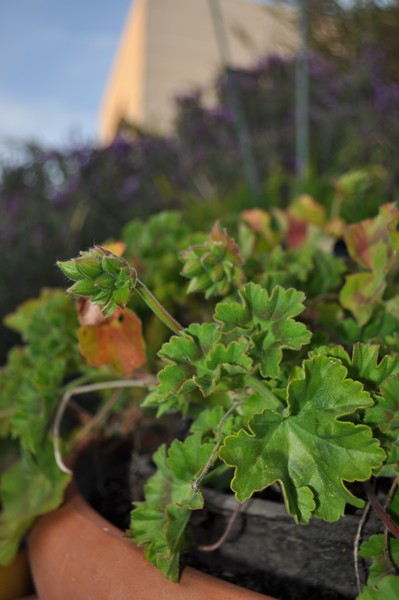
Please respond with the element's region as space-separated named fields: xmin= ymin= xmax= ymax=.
xmin=365 ymin=375 xmax=399 ymax=434
xmin=340 ymin=204 xmax=399 ymax=326
xmin=358 ymin=575 xmax=399 ymax=600
xmin=338 ymin=309 xmax=399 ymax=348
xmin=313 ymin=343 xmax=399 ymax=389
xmin=10 ymin=356 xmax=66 ymax=453
xmin=313 ymin=345 xmax=399 ymax=460
xmin=205 ymin=340 xmax=252 ymax=389
xmin=360 ymin=534 xmax=399 ymax=588
xmin=350 ymin=345 xmax=399 ymax=387
xmin=189 ymin=403 xmax=241 ymax=443
xmin=130 ymin=434 xmax=214 ymax=582
xmin=0 ymin=348 xmax=30 ymax=437
xmin=0 ymin=441 xmax=70 ymax=565
xmin=190 ymin=405 xmax=229 ymax=436
xmin=344 ymin=203 xmax=399 ymax=271
xmin=144 ymin=323 xmax=252 ymax=415
xmin=214 ymin=283 xmax=311 ymax=378
xmin=0 ymin=347 xmax=69 ymax=454
xmin=219 ymin=356 xmax=385 ymax=523
xmin=160 ymin=323 xmax=220 ymax=366
xmin=3 ymin=288 xmax=79 ymax=364
xmin=340 ymin=269 xmax=386 ymax=327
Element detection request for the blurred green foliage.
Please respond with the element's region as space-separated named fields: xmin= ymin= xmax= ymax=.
xmin=1 ymin=1 xmax=398 ymax=361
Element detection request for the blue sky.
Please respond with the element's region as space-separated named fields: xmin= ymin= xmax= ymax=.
xmin=0 ymin=0 xmax=132 ymax=159
xmin=0 ymin=0 xmax=375 ymax=162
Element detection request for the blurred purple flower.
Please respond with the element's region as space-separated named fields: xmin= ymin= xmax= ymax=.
xmin=108 ymin=135 xmax=132 ymax=157
xmin=206 ymin=106 xmax=234 ymax=123
xmin=119 ymin=176 xmax=141 ymax=202
xmin=5 ymin=195 xmax=22 ymax=219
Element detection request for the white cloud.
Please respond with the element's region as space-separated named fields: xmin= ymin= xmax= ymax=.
xmin=0 ymin=92 xmax=98 ymax=161
xmin=0 ymin=1 xmax=130 ymax=161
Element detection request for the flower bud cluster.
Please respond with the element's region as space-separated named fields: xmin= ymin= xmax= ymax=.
xmin=180 ymin=223 xmax=245 ymax=298
xmin=57 ymin=246 xmax=137 ymax=316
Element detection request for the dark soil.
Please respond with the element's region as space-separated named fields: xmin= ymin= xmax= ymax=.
xmin=73 ymin=435 xmax=380 ymax=600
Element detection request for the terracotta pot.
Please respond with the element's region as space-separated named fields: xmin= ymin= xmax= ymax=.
xmin=28 ymin=487 xmax=273 ymax=600
xmin=0 ymin=549 xmax=33 ymax=600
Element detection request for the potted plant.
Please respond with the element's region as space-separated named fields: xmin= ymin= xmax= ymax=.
xmin=1 ymin=199 xmax=399 ymax=599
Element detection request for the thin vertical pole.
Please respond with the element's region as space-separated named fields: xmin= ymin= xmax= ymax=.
xmin=208 ymin=0 xmax=262 ymax=205
xmin=295 ymin=0 xmax=309 ymax=179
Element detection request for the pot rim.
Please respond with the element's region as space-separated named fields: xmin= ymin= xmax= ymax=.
xmin=28 ymin=482 xmax=274 ymax=600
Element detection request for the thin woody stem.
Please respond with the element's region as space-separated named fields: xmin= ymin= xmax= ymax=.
xmin=73 ymin=388 xmax=123 ymax=444
xmin=135 ymin=278 xmax=183 ymax=334
xmin=363 ymin=480 xmax=399 ymax=539
xmin=52 ymin=379 xmax=153 ymax=474
xmin=383 ymin=478 xmax=399 ymax=575
xmin=354 ymin=501 xmax=370 ymax=595
xmin=245 ymin=375 xmax=281 ymax=408
xmin=192 ymin=399 xmax=243 ymax=493
xmin=198 ymin=500 xmax=247 ymax=552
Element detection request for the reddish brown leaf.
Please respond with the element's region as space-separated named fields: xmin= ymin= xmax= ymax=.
xmin=289 ymin=195 xmax=326 ymax=227
xmin=242 ymin=208 xmax=271 ymax=234
xmin=344 ymin=203 xmax=399 ymax=270
xmin=78 ymin=307 xmax=146 ymax=375
xmin=285 ymin=214 xmax=309 ymax=249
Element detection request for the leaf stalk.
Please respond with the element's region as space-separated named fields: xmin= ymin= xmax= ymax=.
xmin=52 ymin=378 xmax=154 ymax=474
xmin=192 ymin=398 xmax=243 ymax=493
xmin=363 ymin=480 xmax=399 ymax=539
xmin=135 ymin=278 xmax=183 ymax=334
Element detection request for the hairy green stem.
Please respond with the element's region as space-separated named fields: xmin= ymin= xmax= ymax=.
xmin=135 ymin=278 xmax=183 ymax=334
xmin=192 ymin=399 xmax=243 ymax=493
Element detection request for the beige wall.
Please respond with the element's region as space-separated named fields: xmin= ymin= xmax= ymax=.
xmin=100 ymin=0 xmax=148 ymax=143
xmin=100 ymin=0 xmax=297 ymax=143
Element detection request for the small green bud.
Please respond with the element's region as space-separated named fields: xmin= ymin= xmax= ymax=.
xmin=68 ymin=280 xmax=98 ymax=296
xmin=60 ymin=245 xmax=138 ymax=316
xmin=187 ymin=273 xmax=210 ymax=294
xmin=113 ymin=287 xmax=132 ymax=306
xmin=210 ymin=263 xmax=224 ymax=282
xmin=181 ymin=259 xmax=203 ymax=278
xmin=115 ymin=269 xmax=127 ymax=285
xmin=92 ymin=289 xmax=113 ymax=304
xmin=202 ymin=252 xmax=219 ymax=267
xmin=102 ymin=299 xmax=118 ymax=318
xmin=180 ymin=224 xmax=245 ymax=299
xmin=115 ymin=276 xmax=131 ymax=290
xmin=95 ymin=274 xmax=116 ymax=289
xmin=102 ymin=256 xmax=123 ymax=276
xmin=74 ymin=256 xmax=102 ymax=279
xmin=57 ymin=260 xmax=82 ymax=280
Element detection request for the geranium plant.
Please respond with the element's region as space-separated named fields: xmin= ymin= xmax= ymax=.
xmin=1 ymin=200 xmax=399 ymax=598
